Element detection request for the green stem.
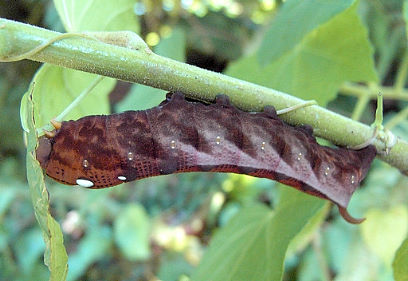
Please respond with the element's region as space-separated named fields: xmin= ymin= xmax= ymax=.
xmin=55 ymin=76 xmax=104 ymax=122
xmin=395 ymin=49 xmax=408 ymax=93
xmin=385 ymin=106 xmax=408 ymax=130
xmin=374 ymin=92 xmax=384 ymax=129
xmin=1 ymin=18 xmax=408 ymax=174
xmin=276 ymin=100 xmax=317 ymax=115
xmin=340 ymin=83 xmax=408 ymax=101
xmin=312 ymin=233 xmax=331 ymax=281
xmin=351 ymin=94 xmax=370 ymax=121
xmin=0 ymin=32 xmax=96 ymax=62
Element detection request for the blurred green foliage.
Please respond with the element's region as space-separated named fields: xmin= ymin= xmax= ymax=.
xmin=1 ymin=0 xmax=408 ymax=281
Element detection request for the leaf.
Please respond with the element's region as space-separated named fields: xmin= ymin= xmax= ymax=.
xmin=226 ymin=0 xmax=377 ymax=105
xmin=361 ymin=205 xmax=408 ymax=266
xmin=287 ymin=201 xmax=330 ymax=256
xmin=31 ymin=64 xmax=115 ymax=128
xmin=67 ymin=226 xmax=112 ymax=281
xmin=23 ymin=84 xmax=68 ymax=280
xmin=404 ymin=0 xmax=408 ymax=38
xmin=192 ymin=191 xmax=325 ymax=281
xmin=115 ymin=84 xmax=166 ymax=112
xmin=393 ymin=237 xmax=408 ymax=281
xmin=114 ymin=204 xmax=151 ymax=261
xmin=52 ymin=0 xmax=139 ymax=125
xmin=258 ymin=0 xmax=353 ymax=64
xmin=155 ymin=28 xmax=186 ymax=62
xmin=53 ymin=0 xmax=139 ymax=33
xmin=20 ymin=91 xmax=29 ymax=132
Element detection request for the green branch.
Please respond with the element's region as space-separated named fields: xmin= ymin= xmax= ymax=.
xmin=340 ymin=82 xmax=408 ymax=101
xmin=1 ymin=18 xmax=408 ymax=174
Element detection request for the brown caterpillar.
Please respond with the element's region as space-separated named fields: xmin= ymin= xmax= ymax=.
xmin=36 ymin=92 xmax=376 ymax=223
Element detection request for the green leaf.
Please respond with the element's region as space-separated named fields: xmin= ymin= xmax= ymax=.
xmin=115 ymin=84 xmax=166 ymax=112
xmin=404 ymin=0 xmax=408 ymax=38
xmin=20 ymin=91 xmax=29 ymax=133
xmin=287 ymin=201 xmax=330 ymax=256
xmin=67 ymin=226 xmax=112 ymax=281
xmin=31 ymin=64 xmax=115 ymax=128
xmin=226 ymin=1 xmax=377 ymax=105
xmin=155 ymin=28 xmax=186 ymax=62
xmin=361 ymin=205 xmax=408 ymax=266
xmin=24 ymin=84 xmax=68 ymax=281
xmin=192 ymin=191 xmax=325 ymax=281
xmin=393 ymin=237 xmax=408 ymax=281
xmin=259 ymin=0 xmax=353 ymax=64
xmin=53 ymin=0 xmax=139 ymax=33
xmin=114 ymin=204 xmax=151 ymax=261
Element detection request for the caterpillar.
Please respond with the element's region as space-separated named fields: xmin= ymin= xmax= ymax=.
xmin=36 ymin=92 xmax=376 ymax=223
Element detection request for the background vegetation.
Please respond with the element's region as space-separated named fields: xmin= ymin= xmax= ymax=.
xmin=1 ymin=0 xmax=408 ymax=280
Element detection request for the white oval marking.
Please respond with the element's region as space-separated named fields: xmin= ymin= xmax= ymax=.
xmin=216 ymin=136 xmax=221 ymax=144
xmin=82 ymin=159 xmax=89 ymax=168
xmin=76 ymin=179 xmax=94 ymax=188
xmin=297 ymin=152 xmax=303 ymax=161
xmin=127 ymin=152 xmax=134 ymax=161
xmin=324 ymin=167 xmax=330 ymax=176
xmin=261 ymin=141 xmax=266 ymax=151
xmin=118 ymin=176 xmax=127 ymax=181
xmin=351 ymin=175 xmax=355 ymax=184
xmin=170 ymin=140 xmax=176 ymax=149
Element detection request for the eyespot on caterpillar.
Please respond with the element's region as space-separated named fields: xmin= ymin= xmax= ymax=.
xmin=36 ymin=92 xmax=376 ymax=224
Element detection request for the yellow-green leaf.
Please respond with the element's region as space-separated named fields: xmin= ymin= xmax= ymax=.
xmin=226 ymin=1 xmax=377 ymax=105
xmin=24 ymin=84 xmax=69 ymax=281
xmin=361 ymin=205 xmax=408 ymax=266
xmin=393 ymin=237 xmax=408 ymax=281
xmin=192 ymin=190 xmax=325 ymax=281
xmin=53 ymin=0 xmax=139 ymax=33
xmin=31 ymin=64 xmax=115 ymax=128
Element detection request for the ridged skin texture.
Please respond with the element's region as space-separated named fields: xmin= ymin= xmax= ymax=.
xmin=37 ymin=92 xmax=376 ymax=220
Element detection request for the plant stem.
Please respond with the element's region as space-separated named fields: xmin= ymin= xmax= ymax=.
xmin=351 ymin=94 xmax=370 ymax=121
xmin=395 ymin=49 xmax=408 ymax=93
xmin=312 ymin=232 xmax=331 ymax=281
xmin=1 ymin=18 xmax=408 ymax=174
xmin=385 ymin=106 xmax=408 ymax=130
xmin=340 ymin=83 xmax=408 ymax=101
xmin=36 ymin=75 xmax=105 ymax=134
xmin=55 ymin=75 xmax=104 ymax=122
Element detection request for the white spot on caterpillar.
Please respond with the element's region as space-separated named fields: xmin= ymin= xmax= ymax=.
xmin=351 ymin=175 xmax=355 ymax=184
xmin=127 ymin=152 xmax=134 ymax=161
xmin=324 ymin=167 xmax=330 ymax=176
xmin=216 ymin=136 xmax=221 ymax=144
xmin=170 ymin=140 xmax=176 ymax=149
xmin=297 ymin=152 xmax=303 ymax=160
xmin=82 ymin=159 xmax=89 ymax=168
xmin=118 ymin=176 xmax=127 ymax=181
xmin=76 ymin=179 xmax=94 ymax=188
xmin=261 ymin=141 xmax=266 ymax=150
